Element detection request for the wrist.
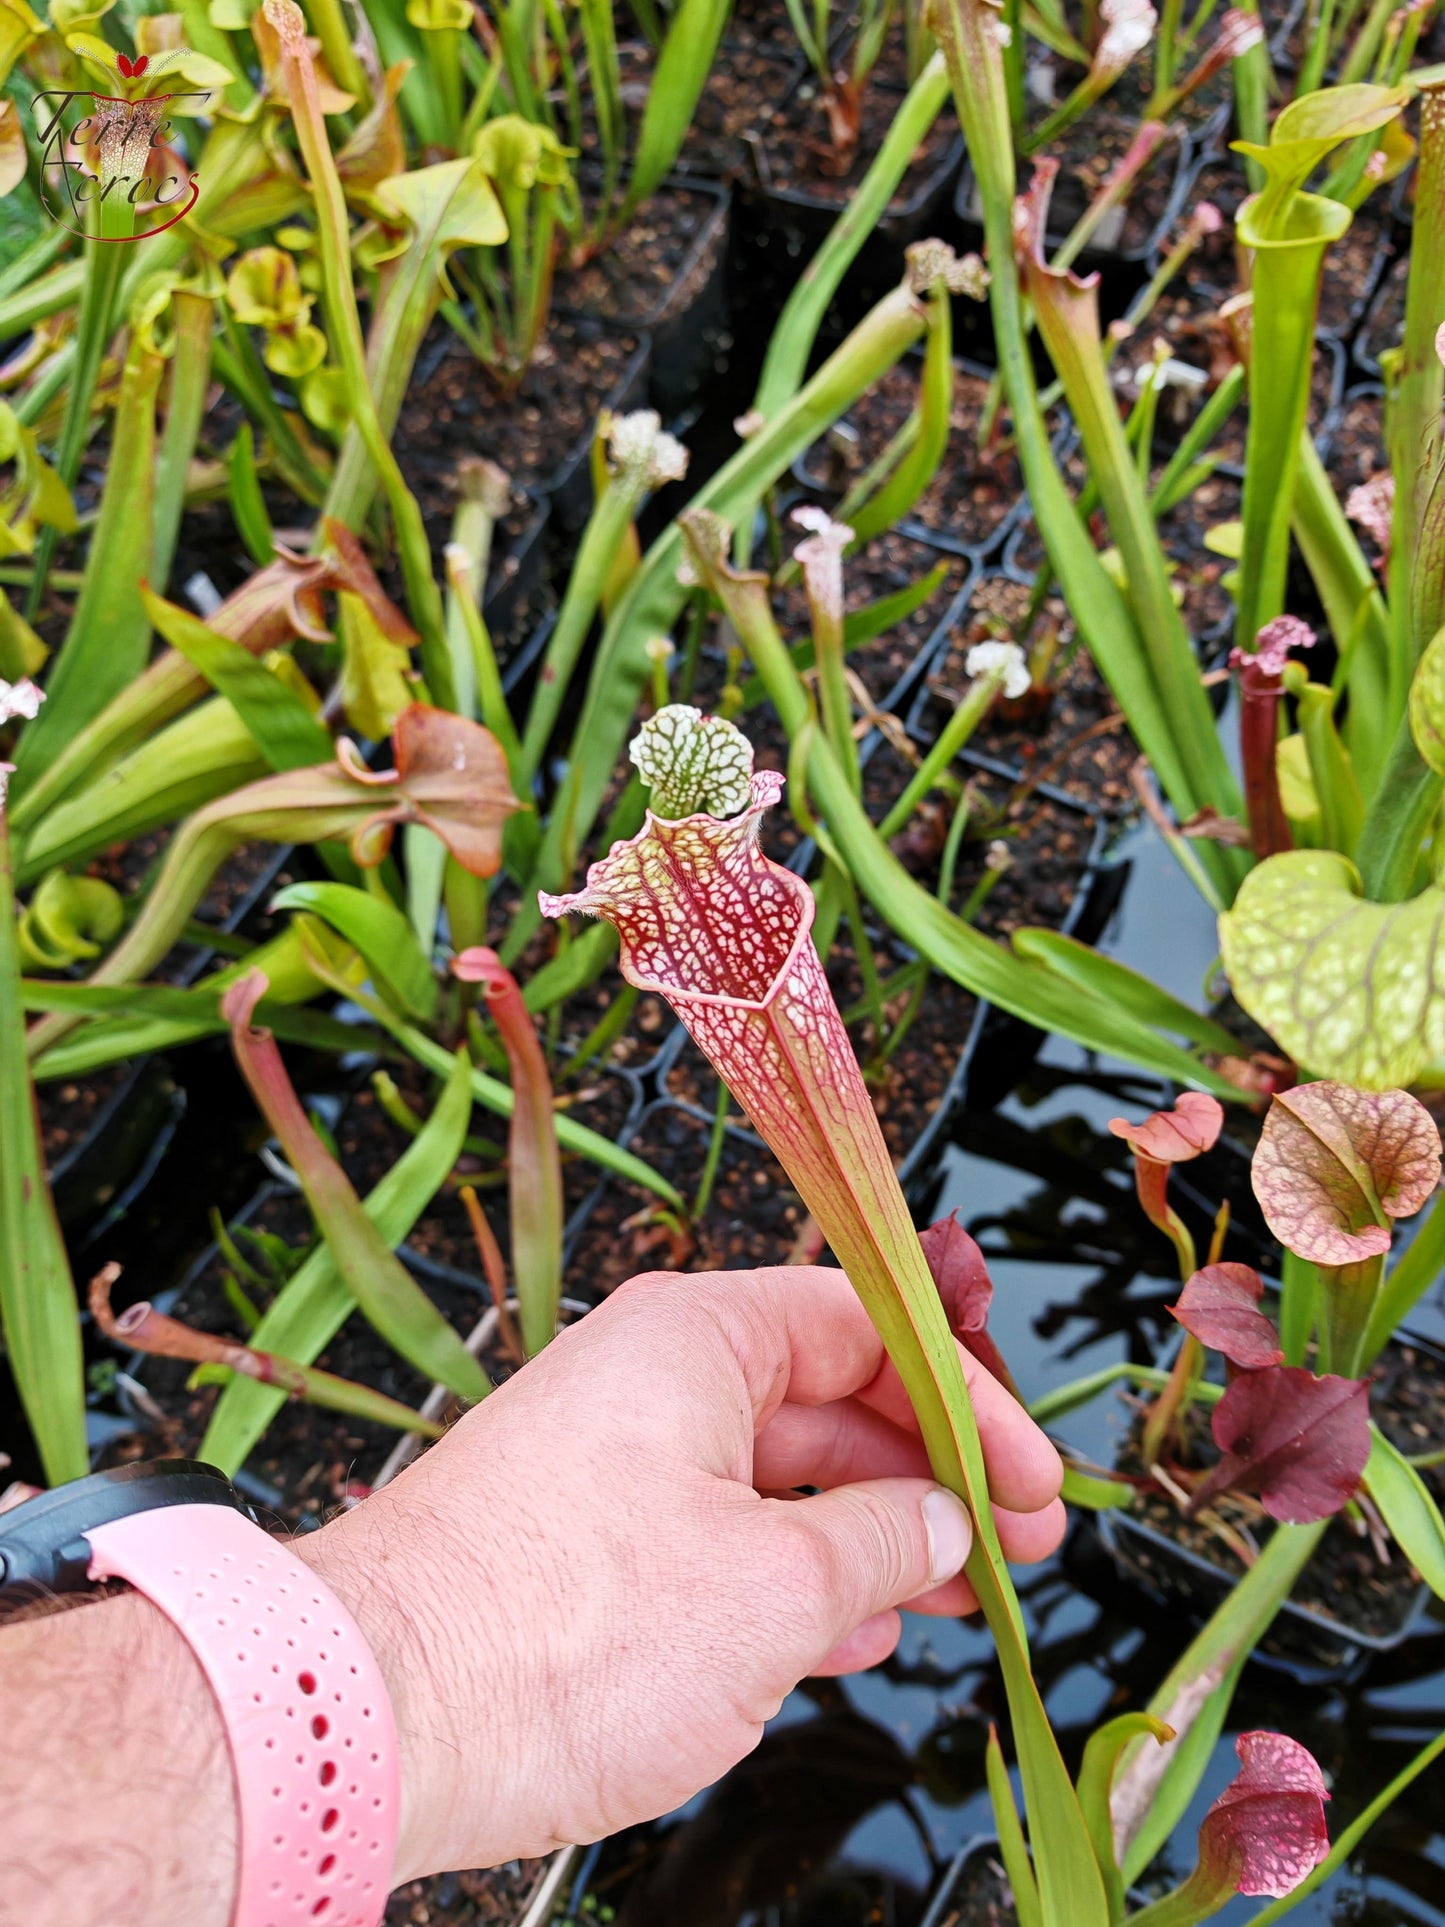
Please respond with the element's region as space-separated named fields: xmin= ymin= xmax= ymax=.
xmin=291 ymin=1493 xmax=501 ymax=1884
xmin=0 ymin=1584 xmax=236 ymax=1927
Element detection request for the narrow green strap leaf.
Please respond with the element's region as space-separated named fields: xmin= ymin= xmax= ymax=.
xmin=1363 ymin=1185 xmax=1445 ymax=1363
xmin=1363 ymin=1423 xmax=1445 ymax=1599
xmin=200 ymin=1046 xmax=476 ymax=1473
xmin=227 ymin=422 xmax=277 ymax=566
xmin=200 ymin=1352 xmax=443 ymax=1439
xmin=29 ymin=999 xmax=375 ymax=1077
xmin=1060 ymin=1465 xmax=1135 ymax=1510
xmin=985 ymin=1729 xmax=1045 ymax=1927
xmin=14 ymin=337 xmax=161 ymax=780
xmin=846 ymin=287 xmax=955 ymax=546
xmin=270 ymin=880 xmax=438 ymax=1022
xmin=625 ymin=0 xmax=730 ymax=211
xmin=1010 ymin=930 xmax=1243 ymax=1056
xmin=143 ymin=587 xmax=334 ymax=773
xmin=0 ymin=806 xmax=87 ymax=1483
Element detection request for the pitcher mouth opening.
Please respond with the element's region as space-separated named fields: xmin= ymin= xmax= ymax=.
xmin=542 ymin=769 xmax=819 ymax=1012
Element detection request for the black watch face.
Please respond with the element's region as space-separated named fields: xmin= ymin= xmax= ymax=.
xmin=0 ymin=1460 xmax=254 ymax=1600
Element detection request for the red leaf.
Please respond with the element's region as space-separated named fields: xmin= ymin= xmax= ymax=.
xmin=131 ymin=52 xmax=149 ymax=72
xmin=1169 ymin=1262 xmax=1283 ymax=1369
xmin=1253 ymin=1081 xmax=1441 ymax=1266
xmin=919 ymin=1211 xmax=993 ymax=1332
xmin=1108 ymin=1091 xmax=1224 ymax=1164
xmin=1196 ymin=1731 xmax=1330 ymax=1899
xmin=1191 ymin=1365 xmax=1370 ymax=1524
xmin=919 ymin=1211 xmax=1019 ymax=1397
xmin=117 ymin=51 xmax=134 ymax=73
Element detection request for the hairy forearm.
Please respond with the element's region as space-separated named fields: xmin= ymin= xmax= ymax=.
xmin=0 ymin=1506 xmax=486 ymax=1926
xmin=0 ymin=1590 xmax=236 ymax=1927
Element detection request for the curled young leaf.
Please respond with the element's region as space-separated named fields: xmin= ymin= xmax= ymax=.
xmin=1169 ymin=1262 xmax=1283 ymax=1369
xmin=1191 ymin=1364 xmax=1370 ymax=1523
xmin=1252 ymin=1081 xmax=1441 ymax=1265
xmin=1196 ymin=1731 xmax=1330 ymax=1899
xmin=1108 ymin=1091 xmax=1224 ymax=1164
xmin=473 ymin=112 xmax=573 ymax=194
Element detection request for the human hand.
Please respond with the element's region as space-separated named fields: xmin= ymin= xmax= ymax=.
xmin=299 ymin=1264 xmax=1065 ymax=1881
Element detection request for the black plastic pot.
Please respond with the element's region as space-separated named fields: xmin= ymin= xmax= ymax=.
xmin=953 ymin=116 xmax=1193 ymax=282
xmin=641 ymin=181 xmax=732 ymax=416
xmin=1312 ymin=378 xmax=1384 ymax=474
xmin=483 ymin=495 xmax=551 ymax=661
xmin=920 ymin=1837 xmax=1020 ymax=1927
xmin=49 ymin=1055 xmax=184 ymax=1235
xmin=560 ymin=177 xmax=734 ymax=417
xmin=791 ymin=352 xmax=1071 ymax=562
xmin=1095 ymin=1503 xmax=1433 ymax=1682
xmin=1316 ymin=198 xmax=1397 ymax=345
xmin=1355 ymin=251 xmax=1407 ymax=377
xmin=737 ymin=77 xmax=965 ymax=322
xmin=539 ymin=316 xmax=654 ymax=532
xmin=1092 ymin=1324 xmax=1445 ymax=1683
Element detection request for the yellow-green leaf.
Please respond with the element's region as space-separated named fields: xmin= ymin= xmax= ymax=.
xmin=1220 ymin=848 xmax=1445 ymax=1086
xmin=1410 ymin=623 xmax=1445 ymax=778
xmin=339 ymin=588 xmax=415 ymax=739
xmin=371 ymin=155 xmax=508 ymax=290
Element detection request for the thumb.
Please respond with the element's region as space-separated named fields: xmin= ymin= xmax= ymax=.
xmin=770 ymin=1479 xmax=973 ymax=1674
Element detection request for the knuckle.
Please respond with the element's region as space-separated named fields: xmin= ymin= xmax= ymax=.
xmin=850 ymin=1494 xmax=916 ymax=1597
xmin=772 ymin=1508 xmax=842 ymax=1600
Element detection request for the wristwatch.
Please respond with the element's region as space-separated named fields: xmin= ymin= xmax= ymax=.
xmin=0 ymin=1459 xmax=400 ymax=1927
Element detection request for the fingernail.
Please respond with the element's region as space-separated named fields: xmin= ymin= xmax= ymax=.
xmin=923 ymin=1487 xmax=973 ymax=1586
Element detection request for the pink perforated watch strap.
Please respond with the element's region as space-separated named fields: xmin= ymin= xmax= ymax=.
xmin=86 ymin=1504 xmax=399 ymax=1927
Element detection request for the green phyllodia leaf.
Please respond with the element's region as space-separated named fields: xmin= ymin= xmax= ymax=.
xmin=143 ymin=586 xmax=335 ymax=773
xmin=200 ymin=1045 xmax=476 ymax=1474
xmin=1220 ymin=849 xmax=1445 ymax=1086
xmin=1075 ymin=1712 xmax=1175 ymax=1920
xmin=0 ymin=781 xmax=87 ymax=1484
xmin=271 ymin=880 xmax=438 ymax=1022
xmin=1363 ymin=1424 xmax=1445 ymax=1601
xmin=985 ymin=1728 xmax=1044 ymax=1927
